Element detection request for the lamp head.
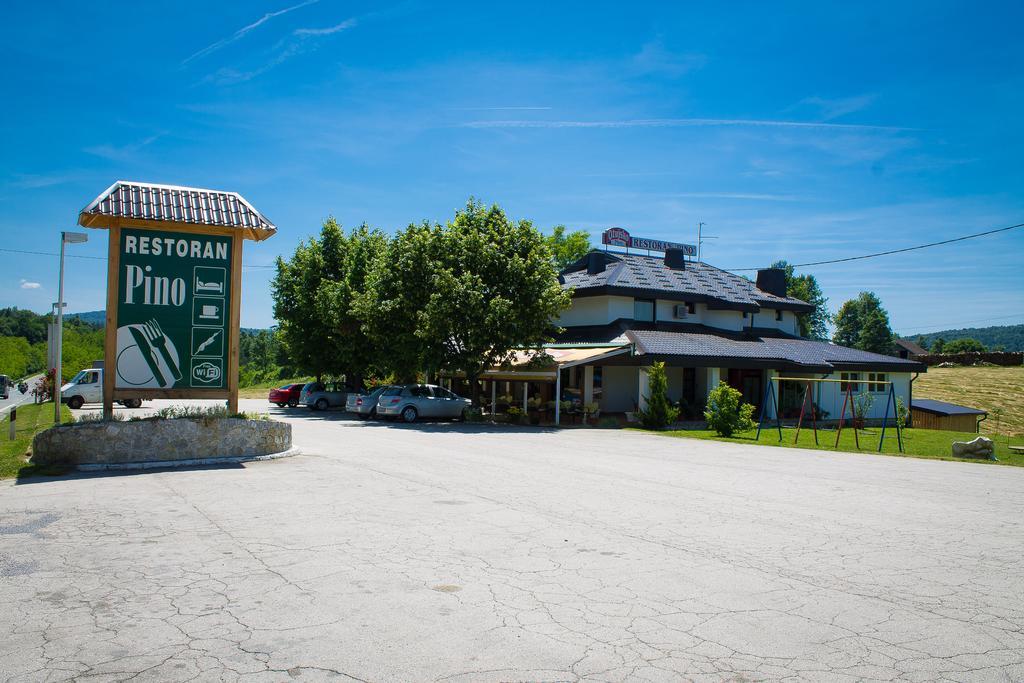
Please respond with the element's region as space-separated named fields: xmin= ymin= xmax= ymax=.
xmin=62 ymin=231 xmax=88 ymax=244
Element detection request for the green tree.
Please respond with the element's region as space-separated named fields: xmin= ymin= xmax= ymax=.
xmin=273 ymin=219 xmax=386 ymax=384
xmin=769 ymin=261 xmax=830 ymax=339
xmin=704 ymin=381 xmax=755 ymax=437
xmin=358 ymin=199 xmax=573 ymax=401
xmin=832 ymin=291 xmax=894 ymax=354
xmin=943 ymin=337 xmax=986 ymax=354
xmin=545 ymin=225 xmax=592 ymax=270
xmin=931 ymin=337 xmax=946 ymax=354
xmin=638 ymin=361 xmax=679 ymax=429
xmin=354 ymin=221 xmax=440 ymax=383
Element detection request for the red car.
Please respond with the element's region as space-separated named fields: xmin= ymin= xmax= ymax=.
xmin=268 ymin=383 xmax=303 ymax=408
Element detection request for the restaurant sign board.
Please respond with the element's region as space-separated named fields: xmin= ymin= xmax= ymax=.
xmin=601 ymin=227 xmax=696 ymax=255
xmin=115 ymin=228 xmax=232 ymax=390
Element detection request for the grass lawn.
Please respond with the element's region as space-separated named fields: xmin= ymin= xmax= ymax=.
xmin=649 ymin=424 xmax=1024 ymax=467
xmin=1 ymin=401 xmax=74 ymax=479
xmin=238 ymin=377 xmax=311 ymax=400
xmin=915 ymin=365 xmax=1024 ymax=437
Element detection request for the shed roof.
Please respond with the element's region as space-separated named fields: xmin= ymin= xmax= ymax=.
xmin=79 ymin=181 xmax=276 ymax=241
xmin=560 ymin=251 xmax=813 ymax=313
xmin=911 ymin=399 xmax=987 ymax=416
xmin=895 ymin=338 xmax=928 ymax=355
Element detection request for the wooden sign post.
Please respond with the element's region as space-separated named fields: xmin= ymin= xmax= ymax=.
xmin=78 ymin=182 xmax=276 ymax=418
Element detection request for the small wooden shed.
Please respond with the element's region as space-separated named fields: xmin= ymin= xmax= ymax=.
xmin=911 ymin=399 xmax=986 ymax=433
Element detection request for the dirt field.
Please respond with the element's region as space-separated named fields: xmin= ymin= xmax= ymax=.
xmin=915 ymin=365 xmax=1024 ymax=437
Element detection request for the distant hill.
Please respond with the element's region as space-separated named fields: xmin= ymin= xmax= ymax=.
xmin=905 ymin=324 xmax=1024 ymax=352
xmin=67 ymin=310 xmax=106 ymax=327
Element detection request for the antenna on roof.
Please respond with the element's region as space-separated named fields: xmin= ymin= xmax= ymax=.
xmin=697 ymin=221 xmax=717 ymax=262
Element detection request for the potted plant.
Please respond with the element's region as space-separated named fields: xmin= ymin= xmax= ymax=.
xmin=852 ymin=391 xmax=874 ymax=429
xmin=583 ymin=402 xmax=600 ymax=425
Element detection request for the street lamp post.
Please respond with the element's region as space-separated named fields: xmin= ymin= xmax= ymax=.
xmin=55 ymin=231 xmax=88 ymax=424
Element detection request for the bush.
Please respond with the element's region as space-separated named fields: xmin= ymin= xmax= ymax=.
xmin=704 ymin=381 xmax=755 ymax=437
xmin=896 ymin=396 xmax=909 ymax=430
xmin=638 ymin=362 xmax=680 ymax=429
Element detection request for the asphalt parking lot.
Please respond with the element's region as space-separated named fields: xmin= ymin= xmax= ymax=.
xmin=2 ymin=400 xmax=1023 ymax=681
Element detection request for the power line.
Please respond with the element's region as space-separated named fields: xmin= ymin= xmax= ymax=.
xmin=0 ymin=247 xmax=276 ymax=269
xmin=725 ymin=221 xmax=1024 ymax=271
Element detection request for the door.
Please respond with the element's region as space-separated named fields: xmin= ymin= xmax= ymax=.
xmin=434 ymin=387 xmax=462 ymax=417
xmin=727 ymin=369 xmax=763 ymax=416
xmin=83 ymin=370 xmax=102 ymax=402
xmin=409 ymin=384 xmax=435 ymax=416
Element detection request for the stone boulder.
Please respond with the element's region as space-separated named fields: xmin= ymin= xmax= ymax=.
xmin=951 ymin=436 xmax=996 ymax=460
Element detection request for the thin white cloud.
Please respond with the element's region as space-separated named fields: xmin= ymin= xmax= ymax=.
xmin=20 ymin=280 xmax=41 ymax=290
xmin=797 ymin=94 xmax=878 ymax=120
xmin=451 ymin=106 xmax=553 ymax=111
xmin=83 ymin=133 xmax=163 ymax=162
xmin=294 ymin=18 xmax=357 ymax=36
xmin=632 ymin=38 xmax=706 ymax=77
xmin=461 ymin=118 xmax=910 ymax=132
xmin=182 ymin=0 xmax=321 ymax=65
xmin=673 ymin=192 xmax=801 ymax=202
xmin=204 ymin=16 xmax=358 ymax=85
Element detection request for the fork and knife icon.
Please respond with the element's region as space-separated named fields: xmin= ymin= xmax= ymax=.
xmin=128 ymin=319 xmax=182 ymax=388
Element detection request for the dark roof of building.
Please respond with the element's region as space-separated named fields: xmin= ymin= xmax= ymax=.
xmin=895 ymin=338 xmax=928 ymax=355
xmin=79 ymin=181 xmax=276 ymax=240
xmin=911 ymin=399 xmax=986 ymax=416
xmin=560 ymin=250 xmax=814 ymax=313
xmin=554 ymin=319 xmax=927 ymax=372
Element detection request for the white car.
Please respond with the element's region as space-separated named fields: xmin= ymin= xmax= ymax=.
xmin=61 ymin=369 xmax=143 ymax=410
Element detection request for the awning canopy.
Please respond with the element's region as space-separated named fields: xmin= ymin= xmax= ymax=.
xmin=447 ymin=344 xmax=633 ymax=381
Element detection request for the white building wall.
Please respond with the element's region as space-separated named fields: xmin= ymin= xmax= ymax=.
xmin=665 ymin=367 xmax=685 ymax=402
xmin=702 ymin=308 xmax=745 ymax=332
xmin=753 ymin=310 xmax=800 ymax=334
xmin=600 ymin=366 xmax=638 ymax=413
xmin=773 ymin=372 xmax=913 ymax=421
xmin=556 ymin=297 xmax=608 ymax=327
xmin=608 ymin=295 xmax=634 ymax=321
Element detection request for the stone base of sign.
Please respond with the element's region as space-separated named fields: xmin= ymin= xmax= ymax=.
xmin=31 ymin=418 xmax=292 ymax=469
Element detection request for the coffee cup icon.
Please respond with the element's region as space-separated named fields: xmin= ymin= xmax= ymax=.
xmin=199 ymin=304 xmax=219 ymax=320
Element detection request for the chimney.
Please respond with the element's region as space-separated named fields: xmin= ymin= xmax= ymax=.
xmin=664 ymin=248 xmax=687 ymax=270
xmin=586 ymin=251 xmax=606 ymax=275
xmin=755 ymin=268 xmax=787 ymax=297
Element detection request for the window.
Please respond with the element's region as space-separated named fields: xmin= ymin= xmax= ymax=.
xmin=409 ymin=385 xmax=432 ymax=397
xmin=775 ymin=310 xmax=783 ymax=322
xmin=867 ymin=373 xmax=887 ymax=392
xmin=435 ymin=387 xmax=457 ymax=399
xmin=840 ymin=372 xmax=860 ymax=392
xmin=685 ymin=301 xmax=696 ymax=315
xmin=633 ymin=298 xmax=654 ymax=322
xmin=742 ymin=311 xmax=748 ymax=319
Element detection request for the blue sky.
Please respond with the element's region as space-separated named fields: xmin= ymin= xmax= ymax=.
xmin=2 ymin=0 xmax=1022 ymax=334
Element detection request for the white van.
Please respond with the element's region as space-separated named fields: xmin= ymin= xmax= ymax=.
xmin=61 ymin=369 xmax=143 ymax=410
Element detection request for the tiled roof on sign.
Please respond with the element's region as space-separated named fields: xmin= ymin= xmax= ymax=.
xmin=78 ymin=181 xmax=276 ymax=240
xmin=561 ymin=251 xmax=813 ymax=313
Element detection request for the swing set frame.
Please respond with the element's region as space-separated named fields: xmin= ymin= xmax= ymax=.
xmin=755 ymin=376 xmax=904 ymax=453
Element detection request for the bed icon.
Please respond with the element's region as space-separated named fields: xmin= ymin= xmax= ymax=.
xmin=195 ymin=278 xmax=223 ymax=294
xmin=193 ymin=266 xmax=226 ymax=295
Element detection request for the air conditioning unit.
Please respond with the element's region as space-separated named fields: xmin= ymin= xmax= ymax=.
xmin=673 ymin=304 xmax=688 ymax=319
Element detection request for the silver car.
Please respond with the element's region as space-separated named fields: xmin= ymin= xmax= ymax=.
xmin=304 ymin=381 xmax=352 ymax=411
xmin=376 ymin=384 xmax=472 ymax=422
xmin=345 ymin=385 xmax=393 ymax=419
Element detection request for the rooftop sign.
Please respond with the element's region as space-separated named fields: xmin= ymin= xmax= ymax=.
xmin=601 ymin=227 xmax=695 ymax=255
